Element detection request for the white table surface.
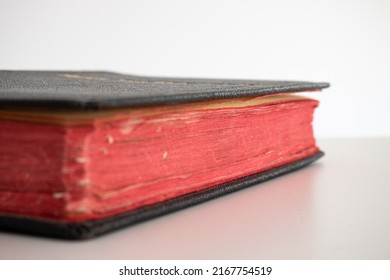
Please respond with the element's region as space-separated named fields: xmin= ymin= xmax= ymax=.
xmin=0 ymin=138 xmax=389 ymax=259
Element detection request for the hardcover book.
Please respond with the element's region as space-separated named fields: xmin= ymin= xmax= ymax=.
xmin=0 ymin=71 xmax=329 ymax=239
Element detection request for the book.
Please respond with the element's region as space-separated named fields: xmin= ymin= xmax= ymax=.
xmin=0 ymin=71 xmax=329 ymax=239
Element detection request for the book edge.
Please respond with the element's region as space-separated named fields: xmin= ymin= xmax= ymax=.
xmin=0 ymin=151 xmax=324 ymax=240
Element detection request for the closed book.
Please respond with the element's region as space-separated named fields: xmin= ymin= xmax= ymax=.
xmin=0 ymin=71 xmax=329 ymax=239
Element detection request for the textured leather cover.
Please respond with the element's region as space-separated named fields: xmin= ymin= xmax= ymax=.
xmin=0 ymin=152 xmax=323 ymax=239
xmin=0 ymin=71 xmax=329 ymax=109
xmin=0 ymin=71 xmax=327 ymax=239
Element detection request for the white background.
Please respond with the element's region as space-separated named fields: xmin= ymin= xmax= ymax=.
xmin=1 ymin=0 xmax=389 ymax=137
